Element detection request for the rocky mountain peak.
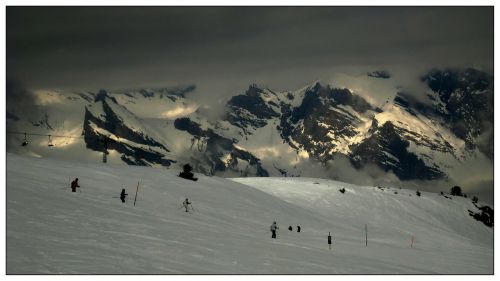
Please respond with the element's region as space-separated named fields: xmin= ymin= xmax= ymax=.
xmin=8 ymin=68 xmax=492 ymax=182
xmin=94 ymin=89 xmax=117 ymax=103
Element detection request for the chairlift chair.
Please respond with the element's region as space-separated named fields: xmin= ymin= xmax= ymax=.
xmin=21 ymin=133 xmax=28 ymax=146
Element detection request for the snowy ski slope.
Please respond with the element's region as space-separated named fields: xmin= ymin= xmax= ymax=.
xmin=6 ymin=153 xmax=493 ymax=274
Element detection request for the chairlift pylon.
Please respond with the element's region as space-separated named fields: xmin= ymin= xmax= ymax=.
xmin=21 ymin=132 xmax=28 ymax=146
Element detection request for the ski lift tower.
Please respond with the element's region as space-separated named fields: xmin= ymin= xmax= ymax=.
xmin=102 ymin=138 xmax=109 ymax=163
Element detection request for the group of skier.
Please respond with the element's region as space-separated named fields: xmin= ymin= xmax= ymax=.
xmin=287 ymin=225 xmax=301 ymax=232
xmin=69 ymin=178 xmax=193 ymax=211
xmin=69 ymin=177 xmax=333 ymax=248
xmin=271 ymin=222 xmax=332 ymax=248
xmin=270 ymin=222 xmax=302 ymax=237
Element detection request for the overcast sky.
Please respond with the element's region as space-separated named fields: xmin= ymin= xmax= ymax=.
xmin=7 ymin=6 xmax=493 ymax=95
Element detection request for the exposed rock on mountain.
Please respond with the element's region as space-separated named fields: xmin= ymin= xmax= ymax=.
xmin=367 ymin=70 xmax=391 ymax=79
xmin=421 ymin=68 xmax=493 ymax=157
xmin=349 ymin=122 xmax=445 ymax=180
xmin=7 ymin=68 xmax=493 ymax=182
xmin=83 ymin=90 xmax=174 ymax=167
xmin=174 ymin=117 xmax=269 ymax=176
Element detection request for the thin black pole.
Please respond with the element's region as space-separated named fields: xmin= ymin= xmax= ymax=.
xmin=133 ymin=182 xmax=140 ymax=206
xmin=365 ymin=224 xmax=368 ymax=247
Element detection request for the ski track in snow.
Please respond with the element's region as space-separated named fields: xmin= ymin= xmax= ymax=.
xmin=6 ymin=153 xmax=493 ymax=274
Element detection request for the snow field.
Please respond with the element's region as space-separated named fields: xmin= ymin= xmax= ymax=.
xmin=7 ymin=153 xmax=493 ymax=274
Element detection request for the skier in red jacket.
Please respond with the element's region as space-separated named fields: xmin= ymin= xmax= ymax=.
xmin=71 ymin=178 xmax=80 ymax=192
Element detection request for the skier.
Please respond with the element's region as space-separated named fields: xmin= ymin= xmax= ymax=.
xmin=288 ymin=226 xmax=293 ymax=231
xmin=70 ymin=178 xmax=80 ymax=192
xmin=120 ymin=189 xmax=128 ymax=203
xmin=270 ymin=221 xmax=279 ymax=239
xmin=182 ymin=198 xmax=192 ymax=212
xmin=297 ymin=225 xmax=301 ymax=232
xmin=328 ymin=232 xmax=332 ymax=250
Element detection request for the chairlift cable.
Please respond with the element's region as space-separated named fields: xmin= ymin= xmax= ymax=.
xmin=7 ymin=131 xmax=83 ymax=139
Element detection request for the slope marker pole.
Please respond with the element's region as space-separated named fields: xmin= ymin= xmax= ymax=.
xmin=365 ymin=224 xmax=368 ymax=247
xmin=133 ymin=181 xmax=140 ymax=206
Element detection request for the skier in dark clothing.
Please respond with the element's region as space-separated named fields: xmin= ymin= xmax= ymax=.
xmin=297 ymin=226 xmax=301 ymax=232
xmin=120 ymin=189 xmax=128 ymax=203
xmin=71 ymin=178 xmax=80 ymax=192
xmin=270 ymin=221 xmax=279 ymax=239
xmin=288 ymin=226 xmax=293 ymax=231
xmin=182 ymin=198 xmax=192 ymax=212
xmin=328 ymin=232 xmax=332 ymax=250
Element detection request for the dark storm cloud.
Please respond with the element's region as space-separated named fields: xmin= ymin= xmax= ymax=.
xmin=6 ymin=78 xmax=40 ymax=117
xmin=7 ymin=6 xmax=493 ymax=92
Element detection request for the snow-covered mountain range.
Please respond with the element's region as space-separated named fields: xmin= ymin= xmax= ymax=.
xmin=6 ymin=68 xmax=493 ymax=189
